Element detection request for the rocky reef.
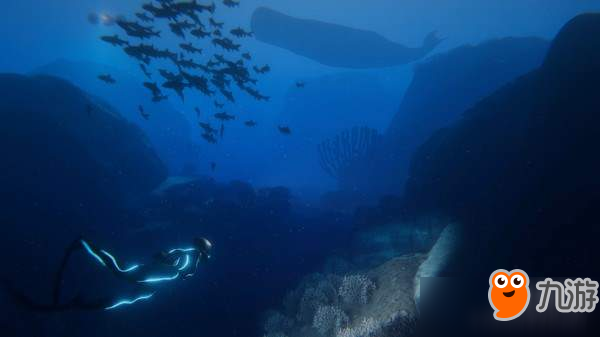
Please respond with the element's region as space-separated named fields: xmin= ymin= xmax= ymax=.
xmin=0 ymin=74 xmax=166 ymax=218
xmin=0 ymin=74 xmax=167 ymax=320
xmin=379 ymin=37 xmax=549 ymax=193
xmin=261 ymin=222 xmax=459 ymax=337
xmin=261 ymin=260 xmax=420 ymax=337
xmin=272 ymin=13 xmax=600 ymax=337
xmin=33 ymin=59 xmax=199 ymax=174
xmin=404 ymin=13 xmax=600 ymax=276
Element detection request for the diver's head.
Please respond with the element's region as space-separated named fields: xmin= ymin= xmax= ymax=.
xmin=194 ymin=237 xmax=213 ymax=260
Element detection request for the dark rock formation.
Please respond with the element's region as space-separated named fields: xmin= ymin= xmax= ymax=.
xmin=404 ymin=13 xmax=600 ymax=277
xmin=380 ymin=37 xmax=549 ymax=193
xmin=33 ymin=59 xmax=199 ymax=174
xmin=0 ymin=74 xmax=167 ymax=223
xmin=251 ymin=7 xmax=441 ymax=68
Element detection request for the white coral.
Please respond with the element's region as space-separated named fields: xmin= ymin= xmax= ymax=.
xmin=336 ymin=317 xmax=381 ymax=337
xmin=295 ymin=274 xmax=341 ymax=323
xmin=312 ymin=305 xmax=349 ymax=336
xmin=339 ymin=274 xmax=376 ymax=305
xmin=297 ymin=286 xmax=329 ymax=323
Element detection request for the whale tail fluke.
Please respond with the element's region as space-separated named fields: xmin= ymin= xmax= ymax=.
xmin=422 ymin=30 xmax=445 ymax=53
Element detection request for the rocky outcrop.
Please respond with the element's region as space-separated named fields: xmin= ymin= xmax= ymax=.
xmin=350 ymin=217 xmax=445 ymax=268
xmin=33 ymin=59 xmax=199 ymax=174
xmin=403 ymin=13 xmax=600 ymax=276
xmin=259 ymin=220 xmax=463 ymax=337
xmin=379 ymin=37 xmax=549 ymax=192
xmin=261 ymin=255 xmax=424 ymax=337
xmin=0 ymin=74 xmax=167 ymax=220
xmin=412 ymin=224 xmax=461 ymax=310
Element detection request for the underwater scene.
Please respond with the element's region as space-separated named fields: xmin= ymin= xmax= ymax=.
xmin=2 ymin=1 xmax=600 ymax=336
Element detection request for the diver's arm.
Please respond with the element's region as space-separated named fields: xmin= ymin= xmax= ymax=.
xmin=164 ymin=247 xmax=197 ymax=265
xmin=159 ymin=249 xmax=187 ymax=267
xmin=159 ymin=247 xmax=199 ymax=278
xmin=182 ymin=251 xmax=203 ymax=278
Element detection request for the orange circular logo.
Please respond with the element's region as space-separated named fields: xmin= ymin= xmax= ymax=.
xmin=488 ymin=269 xmax=530 ymax=321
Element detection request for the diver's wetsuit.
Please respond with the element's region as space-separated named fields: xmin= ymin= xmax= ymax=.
xmin=81 ymin=240 xmax=203 ymax=283
xmin=3 ymin=238 xmax=211 ymax=312
xmin=79 ymin=239 xmax=206 ymax=310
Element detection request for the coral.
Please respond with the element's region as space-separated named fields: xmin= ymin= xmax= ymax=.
xmin=318 ymin=126 xmax=380 ymax=188
xmin=339 ymin=274 xmax=376 ymax=305
xmin=265 ymin=254 xmax=424 ymax=337
xmin=289 ymin=273 xmax=342 ymax=323
xmin=336 ymin=317 xmax=381 ymax=337
xmin=297 ymin=284 xmax=331 ymax=323
xmin=312 ymin=305 xmax=349 ymax=336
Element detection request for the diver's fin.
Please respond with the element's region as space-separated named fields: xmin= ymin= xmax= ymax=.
xmin=53 ymin=238 xmax=84 ymax=305
xmin=1 ymin=279 xmax=59 ymax=312
xmin=2 ymin=279 xmax=108 ymax=312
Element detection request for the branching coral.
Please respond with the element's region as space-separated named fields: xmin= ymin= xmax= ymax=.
xmin=289 ymin=273 xmax=342 ymax=323
xmin=318 ymin=126 xmax=380 ymax=188
xmin=313 ymin=305 xmax=349 ymax=336
xmin=264 ymin=273 xmax=383 ymax=337
xmin=336 ymin=317 xmax=381 ymax=337
xmin=339 ymin=274 xmax=376 ymax=305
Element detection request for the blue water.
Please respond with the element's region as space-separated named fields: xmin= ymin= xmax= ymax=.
xmin=2 ymin=1 xmax=600 ymax=337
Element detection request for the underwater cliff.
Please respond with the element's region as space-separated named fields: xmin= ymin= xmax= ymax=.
xmin=259 ymin=12 xmax=600 ymax=337
xmin=377 ymin=37 xmax=550 ymax=194
xmin=34 ymin=59 xmax=200 ymax=174
xmin=404 ymin=13 xmax=600 ymax=277
xmin=0 ymin=73 xmax=166 ymax=215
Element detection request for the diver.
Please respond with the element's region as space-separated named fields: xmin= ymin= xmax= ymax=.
xmin=2 ymin=237 xmax=213 ymax=311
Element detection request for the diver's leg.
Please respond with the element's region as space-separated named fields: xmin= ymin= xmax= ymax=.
xmin=80 ymin=239 xmax=110 ymax=267
xmin=80 ymin=239 xmax=140 ymax=278
xmin=97 ymin=249 xmax=141 ymax=275
xmin=53 ymin=239 xmax=145 ymax=311
xmin=102 ymin=284 xmax=155 ymax=311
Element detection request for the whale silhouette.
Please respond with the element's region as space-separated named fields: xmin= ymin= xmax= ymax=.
xmin=251 ymin=7 xmax=443 ymax=69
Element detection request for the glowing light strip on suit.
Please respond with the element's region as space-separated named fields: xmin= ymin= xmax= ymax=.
xmin=105 ymin=293 xmax=154 ymax=310
xmin=100 ymin=250 xmax=139 ymax=272
xmin=81 ymin=240 xmax=106 ymax=267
